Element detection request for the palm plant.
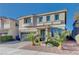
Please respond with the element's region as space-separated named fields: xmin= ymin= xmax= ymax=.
xmin=53 ymin=30 xmax=71 ymax=49
xmin=27 ymin=32 xmax=35 ymax=46
xmin=46 ymin=31 xmax=60 ymax=47
xmin=75 ymin=34 xmax=79 ymax=45
xmin=35 ymin=35 xmax=41 ymax=46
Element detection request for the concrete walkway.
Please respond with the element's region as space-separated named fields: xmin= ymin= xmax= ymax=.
xmin=0 ymin=41 xmax=56 ymax=55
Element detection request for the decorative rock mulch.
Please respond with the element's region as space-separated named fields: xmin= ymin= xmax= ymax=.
xmin=20 ymin=41 xmax=79 ymax=55
xmin=62 ymin=41 xmax=79 ymax=51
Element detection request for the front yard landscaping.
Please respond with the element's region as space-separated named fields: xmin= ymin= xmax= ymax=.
xmin=26 ymin=30 xmax=72 ymax=49
xmin=20 ymin=30 xmax=79 ymax=54
xmin=20 ymin=41 xmax=79 ymax=55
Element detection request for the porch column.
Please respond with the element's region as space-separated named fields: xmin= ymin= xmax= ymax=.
xmin=45 ymin=28 xmax=48 ymax=42
xmin=48 ymin=28 xmax=51 ymax=37
xmin=19 ymin=32 xmax=22 ymax=41
xmin=37 ymin=29 xmax=40 ymax=35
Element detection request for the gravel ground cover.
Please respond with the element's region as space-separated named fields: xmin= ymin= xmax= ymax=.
xmin=21 ymin=42 xmax=79 ymax=55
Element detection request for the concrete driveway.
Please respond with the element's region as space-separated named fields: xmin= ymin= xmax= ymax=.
xmin=0 ymin=41 xmax=29 ymax=48
xmin=0 ymin=41 xmax=55 ymax=55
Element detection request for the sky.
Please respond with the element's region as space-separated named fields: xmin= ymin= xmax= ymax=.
xmin=0 ymin=3 xmax=79 ymax=31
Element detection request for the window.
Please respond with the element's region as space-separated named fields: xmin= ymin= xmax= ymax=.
xmin=55 ymin=14 xmax=59 ymax=20
xmin=46 ymin=16 xmax=50 ymax=22
xmin=24 ymin=17 xmax=31 ymax=24
xmin=39 ymin=16 xmax=43 ymax=23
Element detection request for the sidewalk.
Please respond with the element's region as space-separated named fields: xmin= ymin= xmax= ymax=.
xmin=0 ymin=46 xmax=55 ymax=55
xmin=0 ymin=41 xmax=56 ymax=55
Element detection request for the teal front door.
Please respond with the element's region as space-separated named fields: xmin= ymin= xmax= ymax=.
xmin=40 ymin=29 xmax=45 ymax=41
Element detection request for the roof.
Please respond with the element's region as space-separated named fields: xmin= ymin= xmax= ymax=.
xmin=18 ymin=9 xmax=67 ymax=20
xmin=36 ymin=9 xmax=67 ymax=16
xmin=0 ymin=16 xmax=17 ymax=21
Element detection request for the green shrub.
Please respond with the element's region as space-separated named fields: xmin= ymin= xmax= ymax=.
xmin=0 ymin=36 xmax=13 ymax=43
xmin=45 ymin=40 xmax=59 ymax=47
xmin=45 ymin=30 xmax=71 ymax=47
xmin=27 ymin=32 xmax=35 ymax=45
xmin=53 ymin=30 xmax=71 ymax=47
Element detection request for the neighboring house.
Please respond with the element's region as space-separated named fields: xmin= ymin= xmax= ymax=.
xmin=0 ymin=16 xmax=19 ymax=39
xmin=18 ymin=9 xmax=67 ymax=41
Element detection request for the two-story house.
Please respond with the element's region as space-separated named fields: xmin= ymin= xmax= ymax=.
xmin=19 ymin=9 xmax=67 ymax=41
xmin=0 ymin=16 xmax=19 ymax=39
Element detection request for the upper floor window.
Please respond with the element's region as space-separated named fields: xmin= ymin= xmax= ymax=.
xmin=39 ymin=16 xmax=43 ymax=23
xmin=46 ymin=16 xmax=50 ymax=22
xmin=55 ymin=14 xmax=59 ymax=21
xmin=24 ymin=17 xmax=31 ymax=24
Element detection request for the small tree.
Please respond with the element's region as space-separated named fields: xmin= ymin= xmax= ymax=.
xmin=75 ymin=34 xmax=79 ymax=45
xmin=53 ymin=30 xmax=70 ymax=49
xmin=34 ymin=34 xmax=41 ymax=46
xmin=27 ymin=32 xmax=35 ymax=46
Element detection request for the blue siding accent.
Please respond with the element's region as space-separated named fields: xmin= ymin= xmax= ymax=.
xmin=50 ymin=27 xmax=63 ymax=37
